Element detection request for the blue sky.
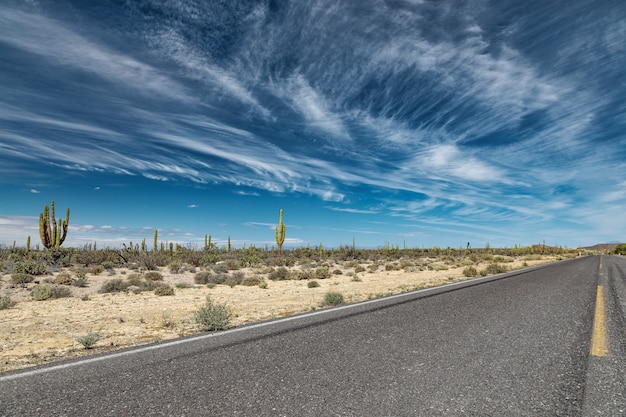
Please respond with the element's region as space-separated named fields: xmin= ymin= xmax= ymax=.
xmin=1 ymin=0 xmax=625 ymax=250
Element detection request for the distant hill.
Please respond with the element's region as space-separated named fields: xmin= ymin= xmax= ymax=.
xmin=580 ymin=243 xmax=622 ymax=252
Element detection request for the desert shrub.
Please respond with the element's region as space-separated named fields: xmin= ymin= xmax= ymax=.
xmin=194 ymin=271 xmax=212 ymax=284
xmin=354 ymin=265 xmax=366 ymax=273
xmin=463 ymin=266 xmax=479 ymax=277
xmin=168 ymin=262 xmax=182 ymax=274
xmin=269 ymin=267 xmax=291 ymax=281
xmin=154 ymin=285 xmax=175 ymax=296
xmin=385 ymin=263 xmax=400 ymax=271
xmin=493 ymin=256 xmax=514 ymax=263
xmin=225 ymin=259 xmax=241 ymax=270
xmin=315 ymin=267 xmax=331 ymax=279
xmin=54 ymin=272 xmax=73 ymax=285
xmin=332 ymin=269 xmax=343 ymax=275
xmin=11 ymin=272 xmax=34 ymax=285
xmin=295 ymin=269 xmax=314 ymax=280
xmin=307 ymin=280 xmax=320 ymax=288
xmin=194 ymin=297 xmax=232 ymax=331
xmin=14 ymin=261 xmax=47 ymax=275
xmin=212 ymin=263 xmax=229 ymax=274
xmin=368 ymin=264 xmax=379 ymax=273
xmin=76 ymin=332 xmax=101 ymax=349
xmin=101 ymin=261 xmax=115 ymax=270
xmin=321 ymin=291 xmax=344 ymax=306
xmin=32 ymin=285 xmax=54 ymax=301
xmin=258 ymin=280 xmax=268 ymax=289
xmin=144 ymin=271 xmax=163 ymax=281
xmin=175 ymin=282 xmax=191 ymax=289
xmin=241 ymin=275 xmax=263 ymax=286
xmin=127 ymin=275 xmax=143 ymax=287
xmin=89 ymin=265 xmax=105 ymax=276
xmin=0 ymin=296 xmax=17 ymax=310
xmin=481 ymin=263 xmax=509 ymax=276
xmin=225 ymin=272 xmax=245 ymax=287
xmin=99 ymin=279 xmax=130 ymax=293
xmin=239 ymin=252 xmax=261 ymax=267
xmin=52 ymin=286 xmax=71 ymax=298
xmin=207 ymin=273 xmax=228 ymax=285
xmin=73 ymin=267 xmax=87 ymax=279
xmin=72 ymin=278 xmax=88 ymax=288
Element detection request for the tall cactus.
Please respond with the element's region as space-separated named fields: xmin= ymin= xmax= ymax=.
xmin=39 ymin=200 xmax=70 ymax=249
xmin=274 ymin=209 xmax=286 ymax=255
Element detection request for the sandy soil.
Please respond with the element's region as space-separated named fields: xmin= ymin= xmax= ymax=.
xmin=0 ymin=256 xmax=559 ymax=373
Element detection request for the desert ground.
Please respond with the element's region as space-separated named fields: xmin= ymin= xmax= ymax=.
xmin=1 ymin=254 xmax=563 ymax=373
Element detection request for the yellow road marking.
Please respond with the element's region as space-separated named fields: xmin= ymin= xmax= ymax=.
xmin=590 ymin=286 xmax=609 ymax=357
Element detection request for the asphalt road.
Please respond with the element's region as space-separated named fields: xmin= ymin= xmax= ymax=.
xmin=1 ymin=255 xmax=624 ymax=416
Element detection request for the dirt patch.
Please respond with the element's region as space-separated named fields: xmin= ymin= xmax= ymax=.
xmin=0 ymin=256 xmax=559 ymax=373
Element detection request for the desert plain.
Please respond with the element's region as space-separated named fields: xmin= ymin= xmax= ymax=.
xmin=0 ymin=253 xmax=564 ymax=373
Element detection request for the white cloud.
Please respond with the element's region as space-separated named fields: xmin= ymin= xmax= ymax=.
xmin=419 ymin=144 xmax=507 ymax=183
xmin=0 ymin=6 xmax=191 ymax=102
xmin=30 ymin=189 xmax=40 ymax=194
xmin=275 ymin=74 xmax=351 ymax=140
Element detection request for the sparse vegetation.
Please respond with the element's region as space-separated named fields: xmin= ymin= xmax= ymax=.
xmin=76 ymin=332 xmax=101 ymax=349
xmin=154 ymin=285 xmax=175 ymax=296
xmin=194 ymin=297 xmax=233 ymax=331
xmin=11 ymin=273 xmax=34 ymax=285
xmin=0 ymin=239 xmax=573 ymax=373
xmin=321 ymin=291 xmax=344 ymax=306
xmin=0 ymin=295 xmax=17 ymax=310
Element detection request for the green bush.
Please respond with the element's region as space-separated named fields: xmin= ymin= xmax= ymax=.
xmin=321 ymin=291 xmax=344 ymax=306
xmin=154 ymin=285 xmax=175 ymax=296
xmin=0 ymin=296 xmax=17 ymax=310
xmin=32 ymin=284 xmax=53 ymax=301
xmin=14 ymin=261 xmax=47 ymax=275
xmin=11 ymin=272 xmax=34 ymax=284
xmin=194 ymin=297 xmax=232 ymax=331
xmin=307 ymin=280 xmax=320 ymax=288
xmin=76 ymin=332 xmax=101 ymax=349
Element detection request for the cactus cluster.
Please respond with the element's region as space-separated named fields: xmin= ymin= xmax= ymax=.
xmin=39 ymin=201 xmax=70 ymax=249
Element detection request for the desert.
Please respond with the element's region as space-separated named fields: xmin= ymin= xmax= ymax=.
xmin=1 ymin=246 xmax=571 ymax=373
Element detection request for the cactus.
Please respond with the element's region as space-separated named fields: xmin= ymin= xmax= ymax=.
xmin=274 ymin=209 xmax=286 ymax=255
xmin=153 ymin=229 xmax=158 ymax=252
xmin=39 ymin=201 xmax=70 ymax=249
xmin=25 ymin=236 xmax=30 ymax=254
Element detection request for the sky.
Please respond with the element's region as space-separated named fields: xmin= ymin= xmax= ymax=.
xmin=1 ymin=0 xmax=625 ymax=250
